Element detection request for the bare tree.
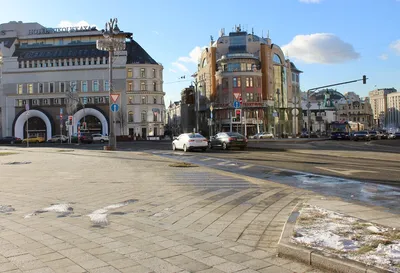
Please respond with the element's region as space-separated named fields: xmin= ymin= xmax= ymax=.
xmin=65 ymin=82 xmax=79 ymax=115
xmin=116 ymin=107 xmax=126 ymax=135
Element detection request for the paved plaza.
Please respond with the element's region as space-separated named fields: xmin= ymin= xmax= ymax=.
xmin=0 ymin=148 xmax=398 ymax=273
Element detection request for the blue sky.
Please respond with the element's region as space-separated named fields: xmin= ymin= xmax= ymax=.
xmin=2 ymin=0 xmax=400 ymax=105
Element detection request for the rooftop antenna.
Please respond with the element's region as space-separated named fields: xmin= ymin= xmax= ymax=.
xmin=261 ymin=30 xmax=264 ymax=38
xmin=267 ymin=30 xmax=270 ymax=39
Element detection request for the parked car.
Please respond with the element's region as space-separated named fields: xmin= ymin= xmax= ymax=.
xmin=351 ymin=131 xmax=370 ymax=141
xmin=368 ymin=131 xmax=379 ymax=140
xmin=92 ymin=134 xmax=109 ymax=143
xmin=48 ymin=135 xmax=68 ymax=143
xmin=258 ymin=132 xmax=274 ymax=139
xmin=330 ymin=131 xmax=350 ymax=140
xmin=172 ymin=133 xmax=208 ymax=152
xmin=79 ymin=132 xmax=93 ymax=144
xmin=379 ymin=130 xmax=388 ymax=139
xmin=22 ymin=136 xmax=45 ymax=143
xmin=249 ymin=133 xmax=262 ymax=139
xmin=208 ymin=132 xmax=248 ymax=150
xmin=0 ymin=136 xmax=22 ymax=144
xmin=300 ymin=132 xmax=319 ymax=138
xmin=388 ymin=132 xmax=396 ymax=139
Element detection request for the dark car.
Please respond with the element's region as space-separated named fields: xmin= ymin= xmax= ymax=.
xmin=79 ymin=132 xmax=93 ymax=144
xmin=368 ymin=131 xmax=379 ymax=140
xmin=379 ymin=130 xmax=388 ymax=139
xmin=0 ymin=136 xmax=22 ymax=144
xmin=330 ymin=131 xmax=350 ymax=140
xmin=352 ymin=131 xmax=370 ymax=141
xmin=300 ymin=132 xmax=319 ymax=138
xmin=208 ymin=132 xmax=247 ymax=150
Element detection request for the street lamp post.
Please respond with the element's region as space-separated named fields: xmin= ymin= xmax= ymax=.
xmin=317 ymin=101 xmax=321 ymax=136
xmin=306 ymin=100 xmax=312 ymax=138
xmin=193 ymin=80 xmax=202 ymax=133
xmin=96 ymin=18 xmax=125 ymax=150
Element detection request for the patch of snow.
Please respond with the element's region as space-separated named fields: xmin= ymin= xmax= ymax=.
xmin=292 ymin=205 xmax=400 ymax=272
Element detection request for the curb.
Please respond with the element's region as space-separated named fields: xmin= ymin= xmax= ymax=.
xmin=277 ymin=203 xmax=392 ymax=273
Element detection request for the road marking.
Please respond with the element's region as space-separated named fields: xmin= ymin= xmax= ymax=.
xmin=200 ymin=158 xmax=213 ymax=161
xmin=239 ymin=164 xmax=254 ymax=169
xmin=217 ymin=161 xmax=235 ymax=166
xmin=315 ymin=166 xmax=377 ymax=176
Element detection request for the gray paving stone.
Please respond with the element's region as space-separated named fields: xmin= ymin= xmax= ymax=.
xmin=139 ymin=256 xmax=183 ymax=273
xmin=214 ymin=261 xmax=248 ymax=272
xmin=241 ymin=259 xmax=272 ymax=270
xmin=258 ymin=265 xmax=292 ymax=273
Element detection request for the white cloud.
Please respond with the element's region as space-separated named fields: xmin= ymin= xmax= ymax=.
xmin=172 ymin=62 xmax=189 ymax=73
xmin=379 ymin=54 xmax=388 ymax=60
xmin=282 ymin=33 xmax=360 ymax=64
xmin=57 ymin=20 xmax=96 ymax=28
xmin=169 ymin=68 xmax=177 ymax=73
xmin=299 ymin=0 xmax=321 ymax=3
xmin=178 ymin=46 xmax=204 ymax=63
xmin=152 ymin=30 xmax=160 ymax=35
xmin=390 ymin=40 xmax=400 ymax=55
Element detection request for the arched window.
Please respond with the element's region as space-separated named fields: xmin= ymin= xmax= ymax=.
xmin=128 ymin=111 xmax=134 ymax=122
xmin=141 ymin=111 xmax=147 ymax=122
xmin=273 ymin=54 xmax=282 ymax=64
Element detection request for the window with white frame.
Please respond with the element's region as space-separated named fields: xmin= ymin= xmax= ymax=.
xmin=28 ymin=84 xmax=33 ymax=94
xmin=38 ymin=83 xmax=43 ymax=93
xmin=140 ymin=68 xmax=146 ymax=78
xmin=59 ymin=82 xmax=65 ymax=93
xmin=153 ymin=97 xmax=157 ymax=104
xmin=32 ymin=99 xmax=38 ymax=105
xmin=141 ymin=111 xmax=147 ymax=122
xmin=153 ymin=112 xmax=158 ymax=122
xmin=127 ymin=68 xmax=133 ymax=78
xmin=54 ymin=98 xmax=60 ymax=105
xmin=140 ymin=81 xmax=146 ymax=91
xmin=153 ymin=82 xmax=157 ymax=91
xmin=70 ymin=81 xmax=77 ymax=92
xmin=152 ymin=68 xmax=156 ymax=78
xmin=104 ymin=80 xmax=109 ymax=91
xmin=17 ymin=84 xmax=23 ymax=94
xmin=127 ymin=81 xmax=133 ymax=91
xmin=16 ymin=100 xmax=23 ymax=107
xmin=49 ymin=83 xmax=54 ymax=93
xmin=141 ymin=96 xmax=147 ymax=104
xmin=43 ymin=99 xmax=49 ymax=105
xmin=81 ymin=81 xmax=88 ymax=92
xmin=128 ymin=111 xmax=134 ymax=122
xmin=99 ymin=97 xmax=105 ymax=103
xmin=93 ymin=80 xmax=99 ymax=92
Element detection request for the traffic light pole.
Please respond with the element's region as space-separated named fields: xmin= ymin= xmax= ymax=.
xmin=306 ymin=76 xmax=368 ymax=138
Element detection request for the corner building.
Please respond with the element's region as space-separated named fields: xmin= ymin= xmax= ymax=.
xmin=0 ymin=21 xmax=165 ymax=139
xmin=195 ymin=26 xmax=302 ymax=137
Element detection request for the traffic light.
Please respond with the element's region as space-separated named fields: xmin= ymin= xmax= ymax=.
xmin=362 ymin=75 xmax=367 ymax=84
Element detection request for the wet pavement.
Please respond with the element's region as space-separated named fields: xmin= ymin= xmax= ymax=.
xmin=151 ymin=150 xmax=400 ymax=214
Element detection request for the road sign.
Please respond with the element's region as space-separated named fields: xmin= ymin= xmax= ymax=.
xmin=110 ymin=94 xmax=120 ymax=103
xmin=111 ymin=103 xmax=120 ymax=112
xmin=233 ymin=92 xmax=240 ymax=100
xmin=233 ymin=101 xmax=240 ymax=109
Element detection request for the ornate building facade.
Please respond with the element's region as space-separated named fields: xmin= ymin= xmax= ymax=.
xmin=193 ymin=25 xmax=302 ymax=137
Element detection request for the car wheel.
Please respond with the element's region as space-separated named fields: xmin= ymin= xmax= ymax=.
xmin=172 ymin=144 xmax=176 ymax=151
xmin=183 ymin=145 xmax=188 ymax=152
xmin=208 ymin=142 xmax=212 ymax=149
xmin=222 ymin=142 xmax=227 ymax=150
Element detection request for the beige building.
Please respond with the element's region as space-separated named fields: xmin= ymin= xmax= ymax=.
xmin=387 ymin=92 xmax=400 ymax=130
xmin=0 ymin=20 xmax=165 ymax=139
xmin=193 ymin=25 xmax=302 ymax=137
xmin=368 ymin=88 xmax=397 ymax=128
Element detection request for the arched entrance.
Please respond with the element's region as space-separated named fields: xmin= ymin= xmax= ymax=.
xmin=14 ymin=109 xmax=53 ymax=140
xmin=79 ymin=115 xmax=102 ymax=133
xmin=73 ymin=108 xmax=108 ymax=135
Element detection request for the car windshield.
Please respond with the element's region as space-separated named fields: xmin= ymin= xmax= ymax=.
xmin=226 ymin=132 xmax=243 ymax=137
xmin=188 ymin=133 xmax=204 ymax=138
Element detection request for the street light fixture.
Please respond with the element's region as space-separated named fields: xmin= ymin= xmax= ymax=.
xmin=96 ymin=18 xmax=126 ymax=150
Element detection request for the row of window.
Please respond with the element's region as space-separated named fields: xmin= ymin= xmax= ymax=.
xmin=222 ymin=77 xmax=262 ymax=89
xmin=128 ymin=96 xmax=164 ymax=105
xmin=221 ymin=63 xmax=258 ymax=72
xmin=16 ymin=96 xmax=108 ymax=107
xmin=218 ymin=92 xmax=262 ymax=103
xmin=127 ymin=68 xmax=158 ymax=79
xmin=128 ymin=111 xmax=159 ymax=123
xmin=127 ymin=81 xmax=160 ymax=92
xmin=17 ymin=81 xmax=109 ymax=94
xmin=18 ymin=57 xmax=109 ymax=69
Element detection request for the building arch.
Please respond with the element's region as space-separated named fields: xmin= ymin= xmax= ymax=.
xmin=14 ymin=109 xmax=52 ymax=140
xmin=73 ymin=108 xmax=108 ymax=135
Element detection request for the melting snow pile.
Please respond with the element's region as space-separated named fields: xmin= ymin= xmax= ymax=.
xmin=292 ymin=205 xmax=400 ymax=272
xmin=87 ymin=199 xmax=137 ymax=227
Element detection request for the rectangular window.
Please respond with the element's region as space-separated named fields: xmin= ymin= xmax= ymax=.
xmin=60 ymin=82 xmax=65 ymax=93
xmin=153 ymin=97 xmax=157 ymax=104
xmin=104 ymin=80 xmax=109 ymax=91
xmin=222 ymin=78 xmax=229 ymax=88
xmin=140 ymin=81 xmax=146 ymax=91
xmin=54 ymin=98 xmax=60 ymax=105
xmin=17 ymin=84 xmax=23 ymax=94
xmin=296 ymin=74 xmax=299 ymax=82
xmin=28 ymin=84 xmax=33 ymax=94
xmin=140 ymin=68 xmax=146 ymax=78
xmin=153 ymin=82 xmax=157 ymax=91
xmin=129 ymin=96 xmax=133 ymax=104
xmin=16 ymin=100 xmax=23 ymax=107
xmin=127 ymin=81 xmax=133 ymax=91
xmin=127 ymin=68 xmax=133 ymax=78
xmin=247 ymin=63 xmax=252 ymax=71
xmin=153 ymin=68 xmax=156 ymax=78
xmin=43 ymin=99 xmax=49 ymax=105
xmin=92 ymin=80 xmax=99 ymax=92
xmin=245 ymin=77 xmax=253 ymax=87
xmin=141 ymin=96 xmax=146 ymax=104
xmin=38 ymin=83 xmax=43 ymax=93
xmin=141 ymin=112 xmax=146 ymax=122
xmin=153 ymin=112 xmax=158 ymax=122
xmin=233 ymin=77 xmax=241 ymax=88
xmin=70 ymin=81 xmax=77 ymax=92
xmin=32 ymin=99 xmax=38 ymax=105
xmin=81 ymin=81 xmax=88 ymax=92
xmin=49 ymin=83 xmax=54 ymax=93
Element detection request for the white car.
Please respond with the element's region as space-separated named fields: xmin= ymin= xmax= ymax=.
xmin=259 ymin=132 xmax=274 ymax=139
xmin=48 ymin=135 xmax=68 ymax=143
xmin=172 ymin=133 xmax=208 ymax=152
xmin=92 ymin=134 xmax=109 ymax=143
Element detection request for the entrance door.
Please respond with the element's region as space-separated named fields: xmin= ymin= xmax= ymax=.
xmin=154 ymin=127 xmax=158 ymax=137
xmin=142 ymin=128 xmax=147 ymax=139
xmin=129 ymin=128 xmax=134 ymax=136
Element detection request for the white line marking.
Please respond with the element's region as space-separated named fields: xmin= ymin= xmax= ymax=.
xmin=200 ymin=158 xmax=214 ymax=161
xmin=239 ymin=164 xmax=254 ymax=169
xmin=316 ymin=167 xmax=377 ymax=176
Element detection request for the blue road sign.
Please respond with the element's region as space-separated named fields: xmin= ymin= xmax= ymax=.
xmin=210 ymin=112 xmax=213 ymax=119
xmin=233 ymin=100 xmax=241 ymax=109
xmin=111 ymin=103 xmax=120 ymax=112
